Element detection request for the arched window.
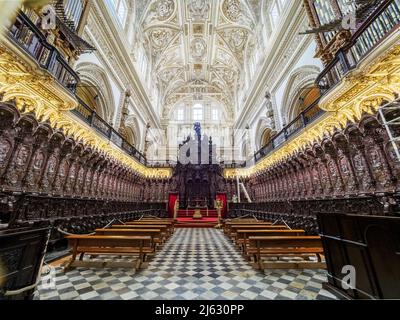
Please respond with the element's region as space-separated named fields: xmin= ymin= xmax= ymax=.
xmin=269 ymin=1 xmax=280 ymax=26
xmin=193 ymin=104 xmax=203 ymax=121
xmin=212 ymin=109 xmax=219 ymax=121
xmin=176 ymin=108 xmax=184 ymax=121
xmin=111 ymin=0 xmax=127 ymax=25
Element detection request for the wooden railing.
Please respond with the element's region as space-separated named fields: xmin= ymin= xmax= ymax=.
xmin=72 ymin=97 xmax=147 ymax=165
xmin=316 ymin=0 xmax=400 ymax=94
xmin=8 ymin=11 xmax=80 ymax=94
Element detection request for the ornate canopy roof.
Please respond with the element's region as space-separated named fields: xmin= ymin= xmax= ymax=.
xmin=138 ymin=0 xmax=260 ymax=119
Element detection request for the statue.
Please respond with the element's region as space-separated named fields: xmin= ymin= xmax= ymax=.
xmin=194 ymin=122 xmax=201 ymax=138
xmin=232 ymin=194 xmax=238 ymax=203
xmin=173 ymin=199 xmax=179 ymax=220
xmin=214 ymin=198 xmax=224 ymax=228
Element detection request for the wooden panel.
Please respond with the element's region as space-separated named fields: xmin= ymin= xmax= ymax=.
xmin=317 ymin=213 xmax=400 ymax=299
xmin=0 ymin=225 xmax=50 ymax=300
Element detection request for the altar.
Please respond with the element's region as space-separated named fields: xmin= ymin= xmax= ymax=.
xmin=187 ymin=199 xmax=208 ymax=208
xmin=169 ymin=123 xmax=226 ymax=213
xmin=187 ymin=199 xmax=208 ymax=219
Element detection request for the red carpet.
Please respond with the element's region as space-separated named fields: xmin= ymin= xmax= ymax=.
xmin=176 ymin=218 xmax=218 ymax=223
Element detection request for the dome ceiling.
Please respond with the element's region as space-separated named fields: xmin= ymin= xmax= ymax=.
xmin=138 ymin=0 xmax=259 ymax=119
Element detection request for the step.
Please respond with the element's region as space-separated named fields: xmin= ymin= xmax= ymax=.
xmin=176 ymin=224 xmax=217 ymax=228
xmin=177 ymin=214 xmax=219 ymax=217
xmin=176 ymin=222 xmax=218 ymax=228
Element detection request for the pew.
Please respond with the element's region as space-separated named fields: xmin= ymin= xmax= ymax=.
xmin=222 ymin=218 xmax=258 ymax=228
xmin=235 ymin=229 xmax=306 ymax=255
xmin=95 ymin=228 xmax=164 ymax=248
xmin=65 ymin=235 xmax=153 ymax=271
xmin=139 ymin=218 xmax=175 ymax=221
xmin=248 ymin=236 xmax=325 ymax=269
xmin=126 ymin=220 xmax=174 ymax=228
xmin=113 ymin=223 xmax=173 ymax=236
xmin=224 ymin=222 xmax=273 ymax=235
xmin=128 ymin=219 xmax=174 ymax=224
xmin=227 ymin=224 xmax=286 ymax=238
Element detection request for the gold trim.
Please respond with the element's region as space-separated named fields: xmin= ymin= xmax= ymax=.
xmin=225 ymin=44 xmax=400 ymax=178
xmin=0 ymin=41 xmax=172 ymax=179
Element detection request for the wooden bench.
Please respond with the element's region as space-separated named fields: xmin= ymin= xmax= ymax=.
xmin=248 ymin=236 xmax=326 ymax=270
xmin=227 ymin=224 xmax=287 ymax=238
xmin=126 ymin=220 xmax=174 ymax=234
xmin=111 ymin=224 xmax=171 ymax=238
xmin=139 ymin=218 xmax=175 ymax=221
xmin=224 ymin=222 xmax=273 ymax=235
xmin=65 ymin=235 xmax=153 ymax=271
xmin=235 ymin=229 xmax=305 ymax=255
xmin=126 ymin=220 xmax=174 ymax=228
xmin=128 ymin=220 xmax=174 ymax=225
xmin=95 ymin=228 xmax=164 ymax=248
xmin=222 ymin=218 xmax=258 ymax=228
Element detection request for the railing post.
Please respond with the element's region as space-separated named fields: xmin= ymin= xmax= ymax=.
xmin=338 ymin=51 xmax=350 ymax=74
xmin=90 ymin=110 xmax=95 ymax=126
xmin=283 ymin=129 xmax=288 ymax=140
xmin=301 ymin=112 xmax=307 ymax=127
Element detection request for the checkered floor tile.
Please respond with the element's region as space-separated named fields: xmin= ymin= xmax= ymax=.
xmin=34 ymin=228 xmax=339 ymax=300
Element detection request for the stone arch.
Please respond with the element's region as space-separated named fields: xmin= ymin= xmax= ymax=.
xmin=255 ymin=117 xmax=275 ymax=150
xmin=125 ymin=115 xmax=141 ymax=149
xmin=75 ymin=62 xmax=115 ymax=123
xmin=281 ymin=65 xmax=321 ymax=124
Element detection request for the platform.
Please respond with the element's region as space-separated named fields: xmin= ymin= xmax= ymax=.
xmin=175 ymin=217 xmax=219 ymax=228
xmin=176 ymin=209 xmax=218 ymax=218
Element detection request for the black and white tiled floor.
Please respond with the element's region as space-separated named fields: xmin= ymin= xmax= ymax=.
xmin=34 ymin=228 xmax=339 ymax=300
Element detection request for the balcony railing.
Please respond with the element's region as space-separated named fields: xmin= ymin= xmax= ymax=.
xmin=222 ymin=161 xmax=248 ymax=169
xmin=6 ymin=11 xmax=146 ymax=166
xmin=72 ymin=98 xmax=147 ymax=165
xmin=146 ymin=160 xmax=177 ymax=168
xmin=8 ymin=11 xmax=80 ymax=94
xmin=317 ymin=0 xmax=400 ymax=94
xmin=254 ymin=99 xmax=324 ymax=163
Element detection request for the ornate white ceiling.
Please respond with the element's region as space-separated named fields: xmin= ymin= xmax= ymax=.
xmin=138 ymin=0 xmax=261 ymax=119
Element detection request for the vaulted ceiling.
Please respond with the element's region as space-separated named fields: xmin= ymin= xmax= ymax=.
xmin=138 ymin=0 xmax=262 ymax=119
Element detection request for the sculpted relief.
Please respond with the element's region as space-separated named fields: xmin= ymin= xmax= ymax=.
xmin=222 ymin=0 xmax=241 ymax=22
xmin=149 ymin=29 xmax=174 ymax=52
xmin=145 ymin=0 xmax=175 ymax=24
xmin=157 ymin=0 xmax=175 ymax=20
xmin=222 ymin=0 xmax=253 ymax=27
xmin=0 ymin=139 xmax=11 ymax=166
xmin=251 ymin=112 xmax=399 ymax=207
xmin=188 ymin=0 xmax=210 ymax=20
xmin=139 ymin=0 xmax=255 ymax=119
xmin=231 ymin=29 xmax=247 ymax=48
xmin=191 ymin=38 xmax=207 ymax=60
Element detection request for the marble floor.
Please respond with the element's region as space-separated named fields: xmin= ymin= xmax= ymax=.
xmin=34 ymin=228 xmax=339 ymax=300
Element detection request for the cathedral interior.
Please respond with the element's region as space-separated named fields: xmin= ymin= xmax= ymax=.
xmin=0 ymin=0 xmax=399 ymax=302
